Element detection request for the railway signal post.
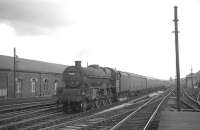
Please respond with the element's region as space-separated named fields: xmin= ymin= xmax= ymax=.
xmin=173 ymin=6 xmax=181 ymax=111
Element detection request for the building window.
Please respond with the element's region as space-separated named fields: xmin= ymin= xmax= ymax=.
xmin=3 ymin=88 xmax=7 ymax=96
xmin=16 ymin=78 xmax=22 ymax=94
xmin=31 ymin=79 xmax=36 ymax=93
xmin=0 ymin=89 xmax=2 ymax=97
xmin=0 ymin=89 xmax=4 ymax=97
xmin=0 ymin=75 xmax=7 ymax=97
xmin=54 ymin=80 xmax=58 ymax=95
xmin=44 ymin=79 xmax=48 ymax=90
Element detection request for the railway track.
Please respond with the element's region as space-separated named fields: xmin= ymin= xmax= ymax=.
xmin=0 ymin=106 xmax=64 ymax=129
xmin=181 ymin=88 xmax=200 ymax=111
xmin=18 ymin=95 xmax=150 ymax=130
xmin=0 ymin=97 xmax=60 ymax=129
xmin=109 ymin=90 xmax=171 ymax=130
xmin=0 ymin=96 xmax=56 ymax=105
xmin=36 ymin=90 xmax=171 ymax=130
xmin=0 ymin=97 xmax=57 ymax=114
xmin=0 ymin=93 xmax=148 ymax=129
xmin=0 ymin=104 xmax=62 ymax=125
xmin=184 ymin=87 xmax=200 ymax=102
xmin=0 ymin=90 xmax=167 ymax=130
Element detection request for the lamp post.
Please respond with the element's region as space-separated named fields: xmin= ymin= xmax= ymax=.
xmin=173 ymin=6 xmax=181 ymax=111
xmin=14 ymin=48 xmax=16 ymax=97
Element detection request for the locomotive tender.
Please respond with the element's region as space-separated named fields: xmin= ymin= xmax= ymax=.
xmin=57 ymin=61 xmax=166 ymax=112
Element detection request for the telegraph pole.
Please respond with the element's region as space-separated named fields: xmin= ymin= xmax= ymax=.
xmin=173 ymin=6 xmax=181 ymax=111
xmin=14 ymin=48 xmax=16 ymax=97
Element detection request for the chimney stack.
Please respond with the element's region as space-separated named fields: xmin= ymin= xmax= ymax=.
xmin=75 ymin=61 xmax=81 ymax=67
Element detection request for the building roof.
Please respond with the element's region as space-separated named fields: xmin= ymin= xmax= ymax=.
xmin=0 ymin=55 xmax=67 ymax=74
xmin=186 ymin=73 xmax=197 ymax=78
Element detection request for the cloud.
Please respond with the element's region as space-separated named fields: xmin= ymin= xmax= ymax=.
xmin=0 ymin=0 xmax=69 ymax=35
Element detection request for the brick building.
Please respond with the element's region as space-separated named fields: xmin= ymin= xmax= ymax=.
xmin=0 ymin=55 xmax=67 ymax=98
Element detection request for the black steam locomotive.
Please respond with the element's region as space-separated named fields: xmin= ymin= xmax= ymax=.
xmin=57 ymin=61 xmax=167 ymax=112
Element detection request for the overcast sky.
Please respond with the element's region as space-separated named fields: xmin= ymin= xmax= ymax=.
xmin=0 ymin=0 xmax=199 ymax=79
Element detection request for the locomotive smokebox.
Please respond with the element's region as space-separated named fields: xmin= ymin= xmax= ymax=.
xmin=75 ymin=61 xmax=81 ymax=68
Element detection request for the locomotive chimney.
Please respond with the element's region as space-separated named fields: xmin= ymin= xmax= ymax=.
xmin=75 ymin=61 xmax=81 ymax=67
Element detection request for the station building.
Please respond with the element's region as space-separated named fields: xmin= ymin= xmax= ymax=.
xmin=0 ymin=55 xmax=67 ymax=98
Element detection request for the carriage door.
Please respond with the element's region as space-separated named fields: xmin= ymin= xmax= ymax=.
xmin=0 ymin=74 xmax=7 ymax=98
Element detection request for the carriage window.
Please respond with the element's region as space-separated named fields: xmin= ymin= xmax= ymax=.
xmin=16 ymin=78 xmax=22 ymax=94
xmin=54 ymin=80 xmax=58 ymax=95
xmin=31 ymin=79 xmax=36 ymax=93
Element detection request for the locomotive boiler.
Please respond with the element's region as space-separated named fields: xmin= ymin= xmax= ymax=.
xmin=57 ymin=61 xmax=120 ymax=112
